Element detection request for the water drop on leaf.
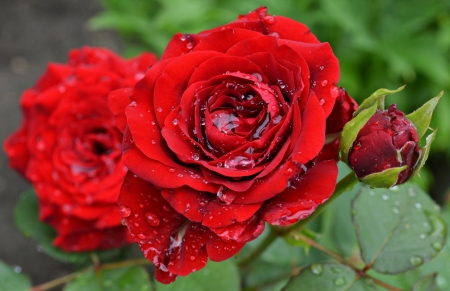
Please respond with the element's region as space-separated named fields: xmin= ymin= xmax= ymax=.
xmin=310 ymin=263 xmax=323 ymax=275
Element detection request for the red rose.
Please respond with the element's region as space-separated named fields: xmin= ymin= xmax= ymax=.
xmin=348 ymin=104 xmax=420 ymax=185
xmin=4 ymin=47 xmax=157 ymax=251
xmin=110 ymin=7 xmax=356 ymax=283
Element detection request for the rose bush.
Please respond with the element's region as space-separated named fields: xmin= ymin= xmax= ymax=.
xmin=4 ymin=47 xmax=157 ymax=251
xmin=110 ymin=7 xmax=357 ymax=283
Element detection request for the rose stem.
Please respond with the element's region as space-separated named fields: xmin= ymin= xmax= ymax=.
xmin=237 ymin=171 xmax=358 ymax=268
xmin=297 ymin=233 xmax=406 ymax=291
xmin=28 ymin=258 xmax=150 ymax=291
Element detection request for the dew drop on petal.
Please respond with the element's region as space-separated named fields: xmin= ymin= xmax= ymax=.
xmin=119 ymin=206 xmax=131 ymax=217
xmin=192 ymin=153 xmax=200 ymax=161
xmin=263 ymin=15 xmax=275 ymax=24
xmin=138 ymin=233 xmax=147 ymax=239
xmin=189 ymin=256 xmax=196 ymax=261
xmin=145 ymin=212 xmax=160 ymax=226
xmin=252 ymin=72 xmax=262 ymax=82
xmin=168 ymin=168 xmax=175 ymax=173
xmin=269 ymin=32 xmax=280 ymax=38
xmin=186 ymin=42 xmax=194 ymax=50
xmin=284 ymin=168 xmax=293 ymax=175
xmin=321 ymin=80 xmax=328 ymax=86
xmin=319 ymin=98 xmax=325 ymax=105
xmin=330 ymin=86 xmax=340 ymax=98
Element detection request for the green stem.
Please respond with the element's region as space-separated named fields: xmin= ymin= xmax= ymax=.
xmin=236 ymin=172 xmax=358 ymax=268
xmin=28 ymin=258 xmax=150 ymax=291
xmin=237 ymin=228 xmax=279 ymax=268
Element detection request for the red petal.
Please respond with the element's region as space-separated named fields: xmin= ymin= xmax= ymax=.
xmin=290 ymin=93 xmax=326 ymax=164
xmin=161 ymin=187 xmax=262 ymax=228
xmin=263 ymin=160 xmax=338 ymax=225
xmin=119 ymin=172 xmax=243 ymax=283
xmin=108 ymin=88 xmax=133 ymax=133
xmin=277 ymin=39 xmax=340 ymax=117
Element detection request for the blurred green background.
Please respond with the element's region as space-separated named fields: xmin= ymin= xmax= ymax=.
xmin=89 ymin=0 xmax=450 ymax=201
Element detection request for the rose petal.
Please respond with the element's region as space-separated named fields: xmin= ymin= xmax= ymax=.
xmin=262 ymin=160 xmax=338 ymax=225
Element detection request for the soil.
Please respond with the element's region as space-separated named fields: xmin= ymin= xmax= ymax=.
xmin=0 ymin=0 xmax=121 ymax=288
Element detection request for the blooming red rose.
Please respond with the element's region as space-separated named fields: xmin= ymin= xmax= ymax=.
xmin=4 ymin=47 xmax=157 ymax=251
xmin=348 ymin=104 xmax=420 ymax=185
xmin=110 ymin=7 xmax=356 ymax=283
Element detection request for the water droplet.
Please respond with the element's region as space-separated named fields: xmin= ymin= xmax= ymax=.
xmin=391 ymin=206 xmax=400 ymax=214
xmin=319 ymin=98 xmax=325 ymax=105
xmin=408 ymin=188 xmax=417 ymax=197
xmin=415 ymin=203 xmax=422 ymax=210
xmin=145 ymin=212 xmax=160 ymax=226
xmin=138 ymin=233 xmax=146 ymax=239
xmin=263 ymin=15 xmax=275 ymax=24
xmin=284 ymin=168 xmax=293 ymax=175
xmin=157 ymin=107 xmax=163 ymax=113
xmin=410 ymin=256 xmax=423 ymax=266
xmin=224 ymin=156 xmax=255 ymax=170
xmin=269 ymin=32 xmax=280 ymax=38
xmin=186 ymin=42 xmax=194 ymax=50
xmin=432 ymin=241 xmax=443 ymax=251
xmin=330 ymin=86 xmax=340 ymax=98
xmin=192 ymin=153 xmax=200 ymax=161
xmin=310 ymin=263 xmax=323 ymax=275
xmin=13 ymin=265 xmax=22 ymax=273
xmin=319 ymin=65 xmax=325 ymax=70
xmin=178 ymin=173 xmax=184 ymax=178
xmin=321 ymin=80 xmax=328 ymax=86
xmin=119 ymin=206 xmax=131 ymax=217
xmin=419 ymin=234 xmax=426 ymax=239
xmin=334 ymin=277 xmax=346 ymax=286
xmin=190 ymin=255 xmax=196 ymax=260
xmin=252 ymin=72 xmax=262 ymax=82
xmin=168 ymin=168 xmax=175 ymax=173
xmin=121 ymin=219 xmax=126 ymax=226
xmin=382 ymin=194 xmax=389 ymax=201
xmin=172 ymin=119 xmax=178 ymax=125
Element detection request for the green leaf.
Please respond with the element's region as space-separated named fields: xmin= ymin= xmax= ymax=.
xmin=410 ymin=129 xmax=437 ymax=179
xmin=14 ymin=189 xmax=126 ymax=265
xmin=368 ymin=203 xmax=450 ymax=290
xmin=281 ymin=263 xmax=379 ymax=291
xmin=406 ymin=93 xmax=442 ymax=139
xmin=412 ymin=273 xmax=439 ymax=291
xmin=359 ymin=165 xmax=407 ymax=188
xmin=352 ymin=184 xmax=446 ymax=274
xmin=64 ymin=265 xmax=151 ymax=291
xmin=340 ymin=103 xmax=378 ymax=163
xmin=0 ymin=260 xmax=31 ymax=291
xmin=353 ymin=86 xmax=405 ymax=117
xmin=155 ymin=260 xmax=239 ymax=291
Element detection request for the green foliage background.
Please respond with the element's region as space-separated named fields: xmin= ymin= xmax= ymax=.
xmin=89 ymin=0 xmax=450 ymax=173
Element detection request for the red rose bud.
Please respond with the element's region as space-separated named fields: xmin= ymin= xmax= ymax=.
xmin=348 ymin=104 xmax=419 ymax=185
xmin=110 ymin=7 xmax=356 ymax=283
xmin=4 ymin=47 xmax=157 ymax=251
xmin=340 ymin=86 xmax=441 ymax=188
